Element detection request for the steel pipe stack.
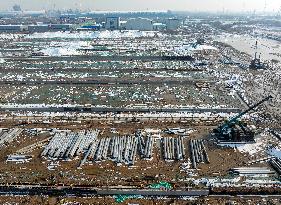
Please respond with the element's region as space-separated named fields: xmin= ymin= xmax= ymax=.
xmin=190 ymin=139 xmax=196 ymax=169
xmin=91 ymin=135 xmax=139 ymax=166
xmin=189 ymin=139 xmax=209 ymax=169
xmin=130 ymin=137 xmax=138 ymax=165
xmin=79 ymin=141 xmax=96 ymax=167
xmin=230 ymin=167 xmax=275 ymax=175
xmin=41 ymin=129 xmax=99 ymax=160
xmin=162 ymin=136 xmax=185 ymax=161
xmin=136 ymin=131 xmax=145 ymax=157
xmin=200 ymin=140 xmax=210 ymax=163
xmin=163 ymin=137 xmax=167 ymax=160
xmin=179 ymin=136 xmax=185 ymax=159
xmin=0 ymin=128 xmax=23 ymax=147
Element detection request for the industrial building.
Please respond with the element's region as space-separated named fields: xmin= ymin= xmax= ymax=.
xmin=27 ymin=24 xmax=72 ymax=32
xmin=87 ymin=10 xmax=172 ymax=18
xmin=153 ymin=22 xmax=166 ymax=31
xmin=166 ymin=18 xmax=182 ymax=30
xmin=49 ymin=24 xmax=72 ymax=31
xmin=125 ymin=17 xmax=153 ymax=31
xmin=79 ymin=24 xmax=102 ymax=31
xmin=0 ymin=25 xmax=27 ymax=32
xmin=28 ymin=25 xmax=50 ymax=32
xmin=105 ymin=17 xmax=120 ymax=30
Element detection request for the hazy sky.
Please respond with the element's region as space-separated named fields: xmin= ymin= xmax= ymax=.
xmin=0 ymin=0 xmax=280 ymax=12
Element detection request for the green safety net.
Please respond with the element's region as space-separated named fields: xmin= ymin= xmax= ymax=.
xmin=81 ymin=21 xmax=96 ymax=26
xmin=113 ymin=194 xmax=142 ymax=203
xmin=113 ymin=182 xmax=172 ymax=202
xmin=149 ymin=181 xmax=172 ymax=190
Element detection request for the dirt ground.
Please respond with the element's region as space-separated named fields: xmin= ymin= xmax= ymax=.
xmin=0 ymin=120 xmax=253 ymax=187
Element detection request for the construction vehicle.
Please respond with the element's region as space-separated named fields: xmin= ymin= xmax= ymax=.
xmin=214 ymin=95 xmax=273 ymax=142
xmin=249 ymin=41 xmax=269 ymax=69
xmin=249 ymin=52 xmax=269 ymax=69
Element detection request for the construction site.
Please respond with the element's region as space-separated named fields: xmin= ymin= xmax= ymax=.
xmin=0 ymin=10 xmax=280 ymax=205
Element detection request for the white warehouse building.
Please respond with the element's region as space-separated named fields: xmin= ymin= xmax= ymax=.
xmin=125 ymin=18 xmax=153 ymax=31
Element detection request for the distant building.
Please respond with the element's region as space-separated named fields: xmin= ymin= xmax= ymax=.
xmin=60 ymin=13 xmax=78 ymax=20
xmin=28 ymin=25 xmax=50 ymax=32
xmin=27 ymin=24 xmax=72 ymax=32
xmin=119 ymin=20 xmax=127 ymax=30
xmin=105 ymin=17 xmax=120 ymax=30
xmin=87 ymin=10 xmax=172 ymax=18
xmin=49 ymin=24 xmax=72 ymax=31
xmin=125 ymin=17 xmax=153 ymax=31
xmin=0 ymin=10 xmax=45 ymax=17
xmin=166 ymin=18 xmax=182 ymax=30
xmin=153 ymin=23 xmax=166 ymax=31
xmin=0 ymin=25 xmax=27 ymax=32
xmin=79 ymin=24 xmax=102 ymax=31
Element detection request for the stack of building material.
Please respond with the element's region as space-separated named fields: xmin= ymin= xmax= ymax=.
xmin=190 ymin=139 xmax=209 ymax=169
xmin=162 ymin=136 xmax=185 ymax=160
xmin=6 ymin=154 xmax=32 ymax=163
xmin=143 ymin=135 xmax=154 ymax=159
xmin=230 ymin=167 xmax=275 ymax=175
xmin=41 ymin=130 xmax=99 ymax=159
xmin=43 ymin=129 xmax=173 ymax=167
xmin=0 ymin=128 xmax=23 ymax=147
xmin=90 ymin=135 xmax=138 ymax=165
xmin=136 ymin=130 xmax=145 ymax=157
xmin=17 ymin=137 xmax=52 ymax=154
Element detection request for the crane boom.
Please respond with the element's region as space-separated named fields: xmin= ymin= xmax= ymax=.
xmin=220 ymin=95 xmax=272 ymax=131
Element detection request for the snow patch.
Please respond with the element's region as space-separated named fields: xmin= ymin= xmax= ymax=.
xmin=267 ymin=147 xmax=281 ymax=158
xmin=219 ymin=142 xmax=264 ymax=155
xmin=0 ymin=52 xmax=5 ymax=63
xmin=26 ymin=30 xmax=160 ymax=39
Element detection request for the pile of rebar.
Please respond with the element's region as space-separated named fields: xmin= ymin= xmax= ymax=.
xmin=189 ymin=139 xmax=209 ymax=169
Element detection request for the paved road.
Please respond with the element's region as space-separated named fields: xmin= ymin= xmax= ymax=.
xmin=0 ymin=68 xmax=203 ymax=73
xmin=0 ymin=185 xmax=209 ymax=197
xmin=0 ymin=107 xmax=242 ymax=113
xmin=5 ymin=55 xmax=194 ymax=62
xmin=0 ymin=79 xmax=213 ymax=85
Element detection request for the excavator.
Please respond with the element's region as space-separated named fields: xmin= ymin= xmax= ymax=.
xmin=214 ymin=95 xmax=273 ymax=142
